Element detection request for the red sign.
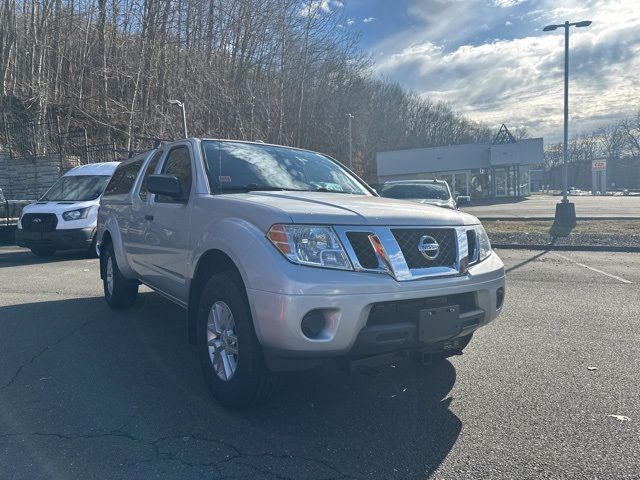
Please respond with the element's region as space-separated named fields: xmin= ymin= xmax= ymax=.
xmin=592 ymin=160 xmax=606 ymax=171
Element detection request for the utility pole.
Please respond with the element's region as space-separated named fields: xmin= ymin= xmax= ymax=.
xmin=346 ymin=113 xmax=354 ymax=170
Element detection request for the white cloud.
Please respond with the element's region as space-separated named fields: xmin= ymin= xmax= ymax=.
xmin=300 ymin=0 xmax=344 ymax=16
xmin=347 ymin=18 xmax=355 ymax=26
xmin=363 ymin=17 xmax=376 ymax=23
xmin=372 ymin=0 xmax=640 ymax=142
xmin=493 ymin=0 xmax=527 ymax=7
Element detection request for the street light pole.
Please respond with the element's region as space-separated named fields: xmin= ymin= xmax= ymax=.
xmin=562 ymin=21 xmax=569 ymax=204
xmin=169 ymin=100 xmax=188 ymax=138
xmin=346 ymin=113 xmax=354 ymax=170
xmin=543 ymin=19 xmax=591 ymax=224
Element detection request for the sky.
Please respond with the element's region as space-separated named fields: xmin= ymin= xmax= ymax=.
xmin=336 ymin=0 xmax=640 ymax=143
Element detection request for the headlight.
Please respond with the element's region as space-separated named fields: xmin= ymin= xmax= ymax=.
xmin=474 ymin=224 xmax=492 ymax=263
xmin=62 ymin=207 xmax=90 ymax=221
xmin=267 ymin=224 xmax=352 ymax=270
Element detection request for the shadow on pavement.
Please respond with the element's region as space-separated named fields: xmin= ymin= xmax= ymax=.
xmin=0 ymin=292 xmax=461 ymax=479
xmin=0 ymin=246 xmax=93 ymax=268
xmin=505 ymin=249 xmax=551 ymax=273
xmin=549 ymin=222 xmax=575 ymax=238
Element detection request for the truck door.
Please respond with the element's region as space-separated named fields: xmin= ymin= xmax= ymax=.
xmin=139 ymin=144 xmax=194 ymax=302
xmin=124 ymin=149 xmax=164 ymax=276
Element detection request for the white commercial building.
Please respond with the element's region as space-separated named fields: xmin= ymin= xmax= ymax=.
xmin=376 ymin=137 xmax=544 ymax=199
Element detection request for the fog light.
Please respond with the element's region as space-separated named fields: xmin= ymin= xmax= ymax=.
xmin=496 ymin=287 xmax=505 ymax=309
xmin=301 ymin=310 xmax=326 ymax=339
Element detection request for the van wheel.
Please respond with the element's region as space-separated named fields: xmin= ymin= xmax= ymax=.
xmin=31 ymin=247 xmax=56 ymax=257
xmin=102 ymin=243 xmax=138 ymax=309
xmin=197 ymin=272 xmax=276 ymax=408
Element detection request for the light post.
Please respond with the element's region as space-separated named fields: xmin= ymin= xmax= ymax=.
xmin=169 ymin=99 xmax=188 ymax=138
xmin=346 ymin=113 xmax=354 ymax=170
xmin=543 ymin=20 xmax=591 ymax=225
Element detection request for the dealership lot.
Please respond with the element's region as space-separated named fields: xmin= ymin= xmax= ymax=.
xmin=0 ymin=246 xmax=638 ymax=479
xmin=462 ymin=194 xmax=640 ymax=218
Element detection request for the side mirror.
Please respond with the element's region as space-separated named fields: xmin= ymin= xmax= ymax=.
xmin=147 ymin=174 xmax=182 ymax=199
xmin=456 ymin=195 xmax=471 ymax=207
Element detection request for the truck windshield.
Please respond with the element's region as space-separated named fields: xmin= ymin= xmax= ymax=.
xmin=380 ymin=183 xmax=450 ymax=201
xmin=202 ymin=141 xmax=370 ymax=195
xmin=40 ymin=175 xmax=112 ymax=201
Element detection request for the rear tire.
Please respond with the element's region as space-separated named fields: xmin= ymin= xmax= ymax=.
xmin=197 ymin=272 xmax=276 ymax=408
xmin=102 ymin=243 xmax=138 ymax=309
xmin=31 ymin=247 xmax=56 ymax=257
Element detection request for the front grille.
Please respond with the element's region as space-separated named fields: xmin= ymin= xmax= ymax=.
xmin=391 ymin=228 xmax=457 ymax=269
xmin=346 ymin=232 xmax=378 ymax=269
xmin=21 ymin=213 xmax=58 ymax=232
xmin=367 ymin=293 xmax=477 ymax=326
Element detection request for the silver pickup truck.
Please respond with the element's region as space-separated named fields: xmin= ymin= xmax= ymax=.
xmin=97 ymin=138 xmax=505 ymax=407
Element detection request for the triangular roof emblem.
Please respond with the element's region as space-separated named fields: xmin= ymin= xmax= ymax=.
xmin=493 ymin=124 xmax=517 ymax=144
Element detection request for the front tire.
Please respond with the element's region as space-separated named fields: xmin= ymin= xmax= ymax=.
xmin=102 ymin=243 xmax=138 ymax=309
xmin=197 ymin=272 xmax=276 ymax=408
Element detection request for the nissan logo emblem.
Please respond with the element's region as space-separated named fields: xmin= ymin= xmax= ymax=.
xmin=32 ymin=218 xmax=42 ymax=223
xmin=417 ymin=235 xmax=440 ymax=260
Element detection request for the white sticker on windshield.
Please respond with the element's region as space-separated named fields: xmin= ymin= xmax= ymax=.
xmin=218 ymin=176 xmax=232 ymax=183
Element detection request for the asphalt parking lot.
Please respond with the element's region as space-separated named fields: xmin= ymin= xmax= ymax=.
xmin=462 ymin=194 xmax=640 ymax=219
xmin=1 ymin=246 xmax=638 ymax=479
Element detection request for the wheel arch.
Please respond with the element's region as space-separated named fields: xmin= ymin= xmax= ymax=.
xmin=188 ymin=249 xmax=246 ymax=345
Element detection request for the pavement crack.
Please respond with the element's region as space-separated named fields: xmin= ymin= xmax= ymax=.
xmin=0 ymin=427 xmax=358 ymax=479
xmin=220 ymin=446 xmax=361 ymax=480
xmin=0 ymin=318 xmax=98 ymax=391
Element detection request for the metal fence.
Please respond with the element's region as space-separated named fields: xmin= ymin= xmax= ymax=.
xmin=1 ymin=116 xmax=62 ymax=159
xmin=86 ymin=143 xmax=117 ymax=163
xmin=58 ymin=128 xmax=88 ymax=162
xmin=1 ymin=116 xmax=123 ymax=164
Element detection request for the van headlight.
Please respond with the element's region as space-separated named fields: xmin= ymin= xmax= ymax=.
xmin=62 ymin=207 xmax=91 ymax=221
xmin=474 ymin=224 xmax=492 ymax=262
xmin=267 ymin=224 xmax=352 ymax=270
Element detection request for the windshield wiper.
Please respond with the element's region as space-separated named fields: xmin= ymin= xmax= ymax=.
xmin=244 ymin=184 xmax=287 ymax=192
xmin=218 ymin=184 xmax=305 ymax=193
xmin=217 ymin=184 xmax=362 ymax=194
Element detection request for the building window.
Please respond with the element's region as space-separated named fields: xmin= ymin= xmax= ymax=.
xmin=469 ymin=169 xmax=491 ymax=198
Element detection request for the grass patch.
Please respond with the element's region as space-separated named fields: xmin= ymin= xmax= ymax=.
xmin=483 ymin=220 xmax=640 ymax=236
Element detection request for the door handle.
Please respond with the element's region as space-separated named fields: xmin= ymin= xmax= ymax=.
xmin=144 ymin=214 xmax=154 ymax=221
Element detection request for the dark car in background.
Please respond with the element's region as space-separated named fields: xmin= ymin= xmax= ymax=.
xmin=380 ymin=180 xmax=470 ymax=209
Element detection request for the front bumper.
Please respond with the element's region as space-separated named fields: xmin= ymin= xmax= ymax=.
xmin=15 ymin=227 xmax=95 ymax=250
xmin=248 ymin=252 xmax=505 ymax=362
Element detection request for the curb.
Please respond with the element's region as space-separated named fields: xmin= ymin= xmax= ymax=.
xmin=493 ymin=244 xmax=640 ymax=253
xmin=479 ymin=216 xmax=640 ymax=221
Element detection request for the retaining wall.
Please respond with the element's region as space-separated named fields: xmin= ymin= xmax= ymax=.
xmin=0 ymin=153 xmax=82 ymax=200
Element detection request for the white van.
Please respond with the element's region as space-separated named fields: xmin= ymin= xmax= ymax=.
xmin=16 ymin=162 xmax=119 ymax=257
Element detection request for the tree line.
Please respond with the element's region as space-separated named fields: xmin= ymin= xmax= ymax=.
xmin=0 ymin=0 xmax=492 ymax=179
xmin=544 ymin=111 xmax=640 ymax=189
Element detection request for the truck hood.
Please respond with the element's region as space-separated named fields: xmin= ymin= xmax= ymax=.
xmin=235 ymin=191 xmax=479 ymax=226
